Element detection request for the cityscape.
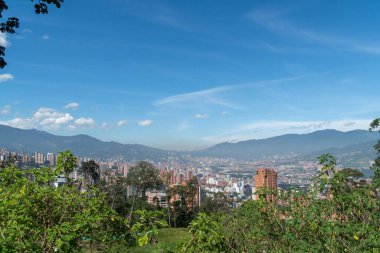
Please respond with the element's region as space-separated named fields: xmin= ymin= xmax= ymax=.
xmin=0 ymin=140 xmax=373 ymax=205
xmin=1 ymin=0 xmax=380 ymax=252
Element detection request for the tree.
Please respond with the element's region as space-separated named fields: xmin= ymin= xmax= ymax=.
xmin=0 ymin=0 xmax=64 ymax=68
xmin=98 ymin=175 xmax=130 ymax=216
xmin=127 ymin=161 xmax=162 ymax=200
xmin=0 ymin=165 xmax=130 ymax=252
xmin=181 ymin=213 xmax=226 ymax=253
xmin=313 ymin=153 xmax=336 ymax=192
xmin=126 ymin=161 xmax=162 ymax=225
xmin=369 ymin=118 xmax=380 ymax=190
xmin=169 ymin=177 xmax=199 ymax=227
xmin=200 ymin=192 xmax=230 ymax=214
xmin=80 ymin=160 xmax=100 ymax=187
xmin=0 ymin=153 xmax=17 ymax=169
xmin=131 ymin=210 xmax=168 ymax=246
xmin=56 ymin=150 xmax=77 ymax=178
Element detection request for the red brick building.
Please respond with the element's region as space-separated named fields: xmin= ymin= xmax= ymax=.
xmin=255 ymin=168 xmax=277 ymax=201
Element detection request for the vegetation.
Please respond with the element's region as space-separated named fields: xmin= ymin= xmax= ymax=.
xmin=132 ymin=210 xmax=168 ymax=246
xmin=80 ymin=160 xmax=100 ymax=187
xmin=0 ymin=166 xmax=129 ymax=252
xmin=0 ymin=120 xmax=379 ymax=252
xmin=370 ymin=118 xmax=380 ymax=190
xmin=180 ymin=155 xmax=380 ymax=253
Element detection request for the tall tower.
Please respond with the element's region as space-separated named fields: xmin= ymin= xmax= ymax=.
xmin=35 ymin=152 xmax=45 ymax=164
xmin=255 ymin=168 xmax=277 ymax=201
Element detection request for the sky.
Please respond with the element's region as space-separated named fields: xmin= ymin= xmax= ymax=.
xmin=0 ymin=0 xmax=379 ymax=150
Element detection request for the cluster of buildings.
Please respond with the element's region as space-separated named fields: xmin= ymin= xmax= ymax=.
xmin=1 ymin=147 xmax=323 ymax=208
xmin=0 ymin=149 xmax=93 ymax=167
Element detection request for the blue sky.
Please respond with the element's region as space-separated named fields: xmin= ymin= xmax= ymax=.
xmin=0 ymin=0 xmax=379 ymax=150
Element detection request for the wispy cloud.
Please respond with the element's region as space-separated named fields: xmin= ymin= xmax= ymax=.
xmin=155 ymin=85 xmax=242 ymax=109
xmin=64 ymin=102 xmax=79 ymax=110
xmin=138 ymin=119 xmax=152 ymax=126
xmin=176 ymin=120 xmax=193 ymax=132
xmin=0 ymin=74 xmax=14 ymax=83
xmin=117 ymin=120 xmax=128 ymax=127
xmin=246 ymin=8 xmax=380 ymax=55
xmin=0 ymin=105 xmax=11 ymax=115
xmin=194 ymin=114 xmax=208 ymax=119
xmin=101 ymin=122 xmax=111 ymax=130
xmin=155 ymin=75 xmax=309 ymax=109
xmin=121 ymin=1 xmax=187 ymax=30
xmin=42 ymin=34 xmax=50 ymax=40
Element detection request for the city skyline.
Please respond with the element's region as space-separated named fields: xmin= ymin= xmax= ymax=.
xmin=0 ymin=1 xmax=379 ymax=150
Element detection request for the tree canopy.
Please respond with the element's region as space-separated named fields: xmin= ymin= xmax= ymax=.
xmin=127 ymin=161 xmax=162 ymax=200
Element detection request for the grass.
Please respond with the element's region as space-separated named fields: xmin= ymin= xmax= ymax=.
xmin=84 ymin=228 xmax=188 ymax=253
xmin=127 ymin=228 xmax=187 ymax=253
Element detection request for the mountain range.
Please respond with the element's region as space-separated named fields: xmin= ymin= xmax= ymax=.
xmin=199 ymin=129 xmax=378 ymax=161
xmin=0 ymin=125 xmax=378 ymax=162
xmin=0 ymin=125 xmax=169 ymax=161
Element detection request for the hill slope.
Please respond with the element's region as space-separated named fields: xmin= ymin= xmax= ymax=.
xmin=1 ymin=125 xmax=378 ymax=162
xmin=199 ymin=129 xmax=378 ymax=160
xmin=0 ymin=125 xmax=169 ymax=161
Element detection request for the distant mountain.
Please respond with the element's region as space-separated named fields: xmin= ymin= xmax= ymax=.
xmin=198 ymin=129 xmax=379 ymax=161
xmin=302 ymin=140 xmax=377 ymax=167
xmin=0 ymin=125 xmax=169 ymax=161
xmin=1 ymin=125 xmax=378 ymax=163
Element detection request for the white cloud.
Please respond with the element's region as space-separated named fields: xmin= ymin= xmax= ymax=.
xmin=0 ymin=107 xmax=98 ymax=130
xmin=0 ymin=105 xmax=10 ymax=115
xmin=33 ymin=108 xmax=74 ymax=127
xmin=138 ymin=119 xmax=152 ymax=126
xmin=42 ymin=34 xmax=50 ymax=40
xmin=0 ymin=33 xmax=10 ymax=47
xmin=0 ymin=117 xmax=35 ymax=129
xmin=221 ymin=111 xmax=228 ymax=116
xmin=64 ymin=102 xmax=79 ymax=110
xmin=0 ymin=74 xmax=14 ymax=83
xmin=117 ymin=120 xmax=128 ymax=127
xmin=75 ymin=117 xmax=95 ymax=126
xmin=194 ymin=114 xmax=208 ymax=119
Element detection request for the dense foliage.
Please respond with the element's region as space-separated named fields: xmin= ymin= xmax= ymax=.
xmin=0 ymin=166 xmax=129 ymax=252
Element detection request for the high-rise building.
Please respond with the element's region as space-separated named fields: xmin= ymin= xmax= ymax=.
xmin=170 ymin=170 xmax=175 ymax=185
xmin=254 ymin=168 xmax=277 ymax=201
xmin=47 ymin=153 xmax=56 ymax=166
xmin=187 ymin=170 xmax=193 ymax=181
xmin=22 ymin=155 xmax=31 ymax=163
xmin=35 ymin=152 xmax=45 ymax=164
